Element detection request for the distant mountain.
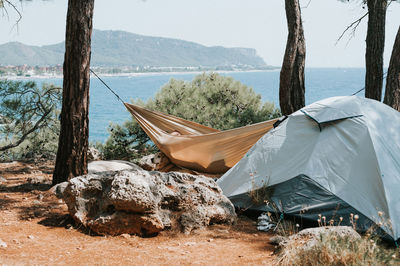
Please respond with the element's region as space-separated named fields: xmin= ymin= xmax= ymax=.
xmin=0 ymin=30 xmax=268 ymax=68
xmin=0 ymin=42 xmax=62 ymax=66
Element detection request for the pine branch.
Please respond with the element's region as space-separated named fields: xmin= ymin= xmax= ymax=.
xmin=0 ymin=107 xmax=52 ymax=152
xmin=336 ymin=11 xmax=369 ymax=45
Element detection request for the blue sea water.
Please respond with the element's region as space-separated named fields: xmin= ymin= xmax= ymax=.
xmin=33 ymin=68 xmax=367 ymax=142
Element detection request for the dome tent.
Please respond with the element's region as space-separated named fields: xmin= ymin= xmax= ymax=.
xmin=217 ymin=96 xmax=400 ymax=241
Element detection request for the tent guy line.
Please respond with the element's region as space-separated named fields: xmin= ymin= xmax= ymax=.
xmin=352 ymin=71 xmax=388 ymax=96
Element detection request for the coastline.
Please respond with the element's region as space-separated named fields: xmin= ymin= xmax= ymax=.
xmin=0 ymin=68 xmax=280 ymax=81
xmin=0 ymin=67 xmax=369 ymax=81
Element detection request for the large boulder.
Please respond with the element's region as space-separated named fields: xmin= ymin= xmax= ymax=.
xmin=63 ymin=167 xmax=236 ymax=236
xmin=49 ymin=161 xmax=147 ymax=199
xmin=88 ymin=160 xmax=140 ymax=173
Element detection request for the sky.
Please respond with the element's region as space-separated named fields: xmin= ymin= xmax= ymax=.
xmin=0 ymin=0 xmax=399 ymax=67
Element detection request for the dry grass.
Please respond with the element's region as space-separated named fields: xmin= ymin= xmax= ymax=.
xmin=248 ymin=176 xmax=400 ymax=265
xmin=275 ymin=231 xmax=399 ymax=266
xmin=248 ymin=178 xmax=274 ymax=205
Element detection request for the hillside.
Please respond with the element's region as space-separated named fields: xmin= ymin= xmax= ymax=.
xmin=0 ymin=30 xmax=267 ymax=69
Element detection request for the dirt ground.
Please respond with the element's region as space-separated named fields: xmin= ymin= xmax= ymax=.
xmin=0 ymin=161 xmax=276 ymax=265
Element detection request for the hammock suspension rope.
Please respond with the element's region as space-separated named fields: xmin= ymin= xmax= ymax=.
xmin=90 ymin=68 xmax=125 ymax=103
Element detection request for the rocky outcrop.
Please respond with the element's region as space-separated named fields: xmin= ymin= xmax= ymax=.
xmin=63 ymin=167 xmax=236 ymax=236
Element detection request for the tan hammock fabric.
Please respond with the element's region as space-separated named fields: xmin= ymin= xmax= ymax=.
xmin=124 ymin=103 xmax=278 ymax=174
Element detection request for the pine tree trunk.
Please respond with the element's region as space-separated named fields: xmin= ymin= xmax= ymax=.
xmin=52 ymin=0 xmax=94 ymax=185
xmin=279 ymin=0 xmax=306 ymax=116
xmin=365 ymin=0 xmax=387 ymax=101
xmin=383 ymin=26 xmax=400 ymax=111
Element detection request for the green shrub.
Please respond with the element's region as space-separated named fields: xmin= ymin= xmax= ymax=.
xmin=100 ymin=118 xmax=158 ymax=161
xmin=0 ymin=80 xmax=61 ymax=161
xmin=100 ymin=73 xmax=281 ymax=161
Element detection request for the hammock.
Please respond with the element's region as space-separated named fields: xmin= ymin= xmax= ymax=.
xmin=124 ymin=103 xmax=278 ymax=174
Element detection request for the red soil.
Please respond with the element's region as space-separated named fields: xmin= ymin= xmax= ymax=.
xmin=0 ymin=161 xmax=276 ymax=265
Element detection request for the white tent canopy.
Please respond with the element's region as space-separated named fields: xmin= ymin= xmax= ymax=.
xmin=217 ymin=96 xmax=400 ymax=241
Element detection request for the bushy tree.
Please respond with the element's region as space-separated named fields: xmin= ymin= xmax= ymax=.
xmin=0 ymin=80 xmax=61 ymax=161
xmin=101 ymin=73 xmax=281 ymax=161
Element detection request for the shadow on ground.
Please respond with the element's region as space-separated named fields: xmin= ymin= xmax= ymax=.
xmin=0 ymin=197 xmax=19 ymax=210
xmin=0 ymin=183 xmax=52 ymax=193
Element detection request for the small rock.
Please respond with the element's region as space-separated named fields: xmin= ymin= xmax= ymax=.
xmin=88 ymin=147 xmax=103 ymax=161
xmin=31 ymin=170 xmax=43 ymax=175
xmin=216 ymin=229 xmax=229 ymax=234
xmin=120 ymin=233 xmax=130 ymax=239
xmin=0 ymin=176 xmax=6 ymax=183
xmin=12 ymin=239 xmax=20 ymax=244
xmin=27 ymin=176 xmax=45 ymax=184
xmin=32 ymin=200 xmax=41 ymax=205
xmin=49 ymin=182 xmax=69 ymax=199
xmin=207 ymin=238 xmax=213 ymax=242
xmin=27 ymin=235 xmax=35 ymax=240
xmin=37 ymin=194 xmax=44 ymax=201
xmin=0 ymin=239 xmax=7 ymax=248
xmin=184 ymin=242 xmax=196 ymax=246
xmin=280 ymin=226 xmax=361 ymax=252
xmin=138 ymin=152 xmax=170 ymax=171
xmin=293 ymin=226 xmax=361 ymax=241
xmin=269 ymin=235 xmax=287 ymax=246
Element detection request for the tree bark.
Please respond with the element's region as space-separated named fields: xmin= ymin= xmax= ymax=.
xmin=52 ymin=0 xmax=94 ymax=185
xmin=279 ymin=0 xmax=306 ymax=116
xmin=383 ymin=26 xmax=400 ymax=111
xmin=365 ymin=0 xmax=387 ymax=101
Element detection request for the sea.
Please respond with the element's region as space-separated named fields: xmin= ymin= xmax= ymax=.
xmin=29 ymin=68 xmax=371 ymax=142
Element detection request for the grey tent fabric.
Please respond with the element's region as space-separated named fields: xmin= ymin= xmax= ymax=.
xmin=217 ymin=96 xmax=400 ymax=241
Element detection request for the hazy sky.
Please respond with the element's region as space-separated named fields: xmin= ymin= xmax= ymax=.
xmin=1 ymin=0 xmax=399 ymax=67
